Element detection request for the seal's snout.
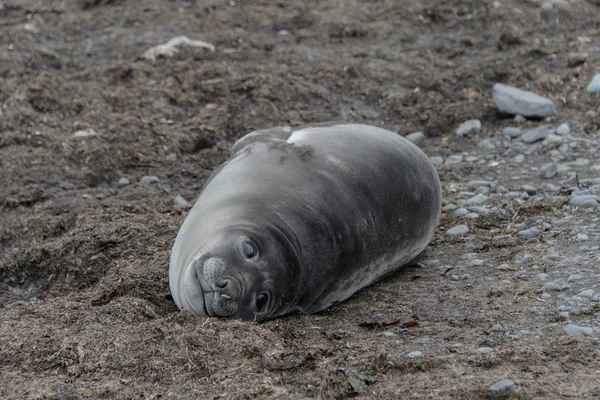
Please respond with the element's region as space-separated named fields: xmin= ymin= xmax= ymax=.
xmin=194 ymin=256 xmax=240 ymax=317
xmin=215 ymin=278 xmax=241 ymax=300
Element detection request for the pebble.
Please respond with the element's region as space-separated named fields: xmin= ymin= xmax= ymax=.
xmin=455 ymin=208 xmax=469 ymax=217
xmin=514 ymin=251 xmax=532 ymax=264
xmin=457 ymin=119 xmax=482 ymax=136
xmin=587 ymin=74 xmax=600 ymax=93
xmin=478 ymin=139 xmax=495 ymax=150
xmin=578 ymin=289 xmax=595 ymax=298
xmin=465 ymin=194 xmax=488 ymax=204
xmin=539 ymin=162 xmax=558 ymax=179
xmin=487 ymin=380 xmax=516 ymax=398
xmin=503 ymin=127 xmax=522 ymax=139
xmin=517 ymin=228 xmax=539 ymax=239
xmin=173 ymin=195 xmax=189 ymax=211
xmin=540 ymin=282 xmax=562 ymax=292
xmin=563 ymin=324 xmax=594 ymax=336
xmin=514 ymin=115 xmax=527 ymax=123
xmin=466 ymin=259 xmax=485 ymax=267
xmin=430 ymin=156 xmax=444 ymax=166
xmin=446 ymin=225 xmax=469 ymax=236
xmin=536 ymin=273 xmax=548 ymax=281
xmin=555 ymin=123 xmax=570 ymax=135
xmin=465 ymin=212 xmax=479 ymax=219
xmin=406 ymin=131 xmax=425 ymax=146
xmin=117 ymin=177 xmax=130 ymax=187
xmin=475 ymin=186 xmax=490 ymax=195
xmin=492 ymin=83 xmax=555 ymax=118
xmin=570 ymin=195 xmax=600 ymax=207
xmin=140 ymin=176 xmax=160 ymax=184
xmin=166 ymin=153 xmax=177 ymax=161
xmin=576 ymin=233 xmax=589 ymax=242
xmin=467 ymin=180 xmax=492 ymax=189
xmin=443 ymin=204 xmax=457 ymax=211
xmin=497 ymin=186 xmax=508 ymax=194
xmin=542 ymin=134 xmax=564 ymax=147
xmin=521 ymin=185 xmax=537 ymax=195
xmin=407 ymin=351 xmax=422 ymax=359
xmin=521 ymin=126 xmax=553 ymax=143
xmin=446 ymin=155 xmax=464 ymax=164
xmin=477 ymin=347 xmax=495 ymax=354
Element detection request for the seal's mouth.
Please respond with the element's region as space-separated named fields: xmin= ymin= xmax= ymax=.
xmin=181 ymin=262 xmax=209 ymax=317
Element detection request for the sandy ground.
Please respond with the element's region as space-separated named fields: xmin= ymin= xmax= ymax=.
xmin=1 ymin=0 xmax=600 ymax=398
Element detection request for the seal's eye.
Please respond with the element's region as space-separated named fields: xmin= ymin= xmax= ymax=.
xmin=242 ymin=241 xmax=257 ymax=259
xmin=255 ymin=293 xmax=269 ymax=312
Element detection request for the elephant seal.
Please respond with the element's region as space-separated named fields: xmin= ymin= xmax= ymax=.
xmin=169 ymin=123 xmax=442 ymax=322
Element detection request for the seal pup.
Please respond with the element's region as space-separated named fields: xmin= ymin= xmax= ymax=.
xmin=169 ymin=123 xmax=442 ymax=322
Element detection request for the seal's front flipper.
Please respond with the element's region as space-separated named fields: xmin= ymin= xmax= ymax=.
xmin=230 ymin=126 xmax=293 ymax=158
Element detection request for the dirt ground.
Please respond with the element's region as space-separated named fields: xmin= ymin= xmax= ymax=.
xmin=1 ymin=0 xmax=600 ymax=398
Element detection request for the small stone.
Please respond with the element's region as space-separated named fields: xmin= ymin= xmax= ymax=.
xmin=489 ymin=324 xmax=504 ymax=333
xmin=174 ymin=195 xmax=189 ymax=211
xmin=539 ymin=163 xmax=558 ymax=179
xmin=579 ymin=289 xmax=595 ymax=298
xmin=497 ymin=186 xmax=508 ymax=194
xmin=347 ymin=375 xmax=366 ymax=395
xmin=166 ymin=153 xmax=177 ymax=161
xmin=446 ymin=155 xmax=464 ymax=164
xmin=576 ymin=233 xmax=589 ymax=241
xmin=406 ymin=132 xmax=425 ymax=146
xmin=521 ymin=126 xmax=553 ymax=143
xmin=478 ymin=139 xmax=496 ymax=150
xmin=540 ymin=282 xmax=562 ymax=292
xmin=541 ymin=1 xmax=553 ymax=10
xmin=492 ymin=83 xmax=555 ymax=118
xmin=541 ymin=293 xmax=552 ymax=300
xmin=475 ymin=186 xmax=490 ymax=195
xmin=466 ymin=194 xmax=488 ymax=205
xmin=517 ymin=228 xmax=539 ymax=239
xmin=446 ymin=225 xmax=469 ymax=236
xmin=430 ymin=156 xmax=444 ymax=166
xmin=550 ymin=0 xmax=571 ymax=9
xmin=513 ymin=154 xmax=525 ymax=163
xmin=117 ymin=177 xmax=130 ymax=187
xmin=521 ymin=185 xmax=537 ymax=195
xmin=557 ymin=312 xmax=570 ymax=321
xmin=457 ymin=119 xmax=482 ymax=136
xmin=536 ymin=273 xmax=548 ymax=281
xmin=443 ymin=204 xmax=457 ymax=211
xmin=487 ymin=380 xmax=516 ymax=398
xmin=542 ymin=134 xmax=565 ymax=147
xmin=465 ymin=212 xmax=479 ymax=219
xmin=477 ymin=347 xmax=495 ymax=354
xmin=407 ymin=351 xmax=422 ymax=359
xmin=563 ymin=324 xmax=594 ymax=336
xmin=467 ymin=180 xmax=492 ymax=189
xmin=140 ymin=176 xmax=160 ymax=184
xmin=455 ymin=208 xmax=469 ymax=217
xmin=570 ymin=195 xmax=600 ymax=207
xmin=72 ymin=128 xmax=97 ymax=138
xmin=556 ymin=123 xmax=570 ymax=135
xmin=514 ymin=115 xmax=526 ymax=123
xmin=503 ymin=127 xmax=522 ymax=139
xmin=466 ymin=259 xmax=485 ymax=267
xmin=587 ymin=74 xmax=600 ymax=93
xmin=514 ymin=251 xmax=532 ymax=264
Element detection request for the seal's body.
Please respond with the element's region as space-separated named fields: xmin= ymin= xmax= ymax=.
xmin=169 ymin=123 xmax=442 ymax=321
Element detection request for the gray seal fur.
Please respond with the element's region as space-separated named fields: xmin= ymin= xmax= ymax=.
xmin=169 ymin=123 xmax=442 ymax=321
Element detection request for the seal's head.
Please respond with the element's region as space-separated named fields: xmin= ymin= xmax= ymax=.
xmin=172 ymin=226 xmax=301 ymax=322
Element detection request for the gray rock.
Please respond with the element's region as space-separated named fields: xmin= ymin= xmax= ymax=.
xmin=540 ymin=282 xmax=563 ymax=292
xmin=487 ymin=380 xmax=516 ymax=398
xmin=174 ymin=195 xmax=189 ymax=211
xmin=521 ymin=126 xmax=553 ymax=143
xmin=503 ymin=127 xmax=522 ymax=139
xmin=477 ymin=347 xmax=495 ymax=354
xmin=430 ymin=156 xmax=444 ymax=166
xmin=570 ymin=195 xmax=600 ymax=207
xmin=497 ymin=186 xmax=508 ymax=194
xmin=446 ymin=225 xmax=469 ymax=236
xmin=407 ymin=351 xmax=422 ymax=359
xmin=576 ymin=233 xmax=589 ymax=242
xmin=455 ymin=208 xmax=469 ymax=217
xmin=406 ymin=131 xmax=425 ymax=146
xmin=478 ymin=139 xmax=496 ymax=150
xmin=347 ymin=375 xmax=366 ymax=395
xmin=466 ymin=259 xmax=485 ymax=267
xmin=443 ymin=204 xmax=457 ymax=211
xmin=555 ymin=123 xmax=570 ymax=135
xmin=514 ymin=251 xmax=532 ymax=264
xmin=587 ymin=74 xmax=600 ymax=93
xmin=579 ymin=289 xmax=595 ymax=298
xmin=517 ymin=228 xmax=540 ymax=239
xmin=514 ymin=115 xmax=527 ymax=123
xmin=475 ymin=186 xmax=490 ymax=195
xmin=492 ymin=83 xmax=555 ymax=118
xmin=467 ymin=180 xmax=492 ymax=189
xmin=465 ymin=212 xmax=479 ymax=219
xmin=457 ymin=119 xmax=482 ymax=136
xmin=563 ymin=324 xmax=594 ymax=336
xmin=550 ymin=0 xmax=571 ymax=9
xmin=166 ymin=153 xmax=177 ymax=161
xmin=539 ymin=162 xmax=558 ymax=179
xmin=542 ymin=134 xmax=565 ymax=147
xmin=536 ymin=273 xmax=548 ymax=281
xmin=117 ymin=177 xmax=130 ymax=187
xmin=521 ymin=185 xmax=537 ymax=195
xmin=446 ymin=155 xmax=464 ymax=164
xmin=140 ymin=175 xmax=160 ymax=184
xmin=465 ymin=194 xmax=488 ymax=205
